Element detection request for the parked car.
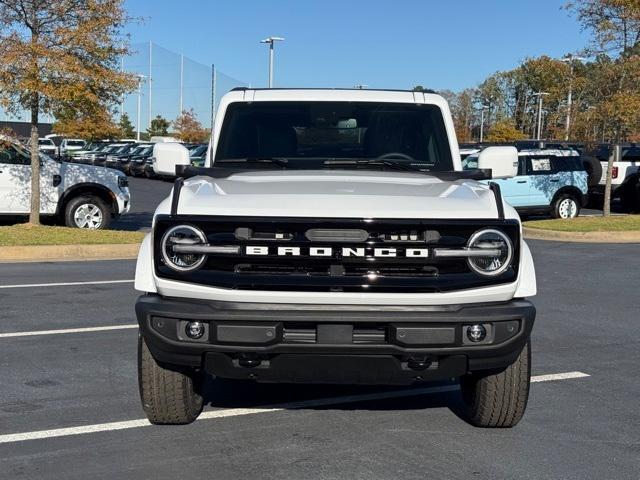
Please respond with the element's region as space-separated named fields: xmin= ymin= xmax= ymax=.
xmin=189 ymin=144 xmax=208 ymax=167
xmin=464 ymin=148 xmax=588 ymax=218
xmin=129 ymin=152 xmax=154 ymax=177
xmin=0 ymin=136 xmax=130 ymax=229
xmin=94 ymin=143 xmax=134 ymax=166
xmin=587 ymin=143 xmax=640 ymax=209
xmin=135 ymin=88 xmax=537 ymax=428
xmin=117 ymin=144 xmax=154 ymax=175
xmin=67 ymin=141 xmax=110 ymax=163
xmin=104 ymin=143 xmax=138 ymax=169
xmin=37 ymin=138 xmax=58 ymax=157
xmin=60 ymin=138 xmax=86 ymax=158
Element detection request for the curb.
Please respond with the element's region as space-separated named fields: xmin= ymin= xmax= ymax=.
xmin=0 ymin=243 xmax=141 ymax=263
xmin=523 ymin=227 xmax=640 ymax=243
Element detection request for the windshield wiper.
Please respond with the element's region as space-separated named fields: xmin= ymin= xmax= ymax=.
xmin=216 ymin=157 xmax=290 ymax=168
xmin=322 ymin=158 xmax=417 ymax=172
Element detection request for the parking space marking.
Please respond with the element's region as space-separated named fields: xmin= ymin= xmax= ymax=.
xmin=530 ymin=371 xmax=590 ymax=382
xmin=0 ymin=324 xmax=138 ymax=338
xmin=0 ymin=279 xmax=134 ymax=289
xmin=0 ymin=371 xmax=589 ymax=445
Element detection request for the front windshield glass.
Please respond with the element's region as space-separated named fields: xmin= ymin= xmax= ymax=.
xmin=215 ymin=101 xmax=453 ymax=171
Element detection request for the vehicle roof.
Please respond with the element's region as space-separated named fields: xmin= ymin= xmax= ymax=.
xmin=220 ymin=88 xmax=446 ymax=106
xmin=465 ymin=148 xmax=580 ymax=160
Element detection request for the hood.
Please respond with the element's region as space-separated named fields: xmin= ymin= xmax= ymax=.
xmin=160 ymin=170 xmax=510 ymax=220
xmin=59 ymin=161 xmax=124 ymax=181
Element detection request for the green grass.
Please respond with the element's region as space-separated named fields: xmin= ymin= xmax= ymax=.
xmin=524 ymin=215 xmax=640 ymax=232
xmin=0 ymin=224 xmax=145 ymax=246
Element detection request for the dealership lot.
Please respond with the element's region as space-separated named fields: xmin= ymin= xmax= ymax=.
xmin=0 ymin=241 xmax=638 ymax=479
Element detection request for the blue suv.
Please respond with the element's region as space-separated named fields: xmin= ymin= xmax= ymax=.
xmin=463 ymin=149 xmax=589 ymax=218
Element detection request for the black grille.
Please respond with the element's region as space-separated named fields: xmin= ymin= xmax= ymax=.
xmin=154 ymin=216 xmax=520 ymax=293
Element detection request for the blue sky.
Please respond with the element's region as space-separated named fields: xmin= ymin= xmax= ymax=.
xmin=124 ymin=0 xmax=590 ymax=92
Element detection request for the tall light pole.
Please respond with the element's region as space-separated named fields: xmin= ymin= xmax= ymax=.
xmin=559 ymin=54 xmax=585 ymax=141
xmin=148 ymin=41 xmax=153 ymax=129
xmin=136 ymin=74 xmax=145 ymax=142
xmin=179 ymin=53 xmax=184 ymax=115
xmin=532 ymin=92 xmax=549 ymax=140
xmin=479 ymin=104 xmax=489 ymax=143
xmin=260 ymin=36 xmax=285 ymax=88
xmin=587 ymin=106 xmax=597 ymax=141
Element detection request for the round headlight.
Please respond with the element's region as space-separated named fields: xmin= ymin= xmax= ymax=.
xmin=467 ymin=229 xmax=513 ymax=276
xmin=161 ymin=225 xmax=207 ymax=272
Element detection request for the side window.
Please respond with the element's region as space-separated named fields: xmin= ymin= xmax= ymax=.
xmin=622 ymin=147 xmax=640 ymax=161
xmin=550 ymin=157 xmax=565 ymax=173
xmin=518 ymin=157 xmax=526 ymax=175
xmin=526 ymin=157 xmax=553 ymax=175
xmin=0 ymin=145 xmax=30 ymax=165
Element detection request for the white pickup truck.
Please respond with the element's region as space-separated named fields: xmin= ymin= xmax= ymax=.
xmin=135 ymin=88 xmax=537 ymax=428
xmin=0 ymin=137 xmax=130 ymax=229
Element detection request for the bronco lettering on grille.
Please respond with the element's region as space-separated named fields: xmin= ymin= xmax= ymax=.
xmin=244 ymin=246 xmax=430 ymax=258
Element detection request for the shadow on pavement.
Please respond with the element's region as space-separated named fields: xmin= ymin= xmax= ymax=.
xmin=201 ymin=376 xmax=463 ymax=413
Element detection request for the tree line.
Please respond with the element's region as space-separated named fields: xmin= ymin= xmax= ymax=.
xmin=417 ymin=0 xmax=640 ymax=144
xmin=53 ymin=108 xmax=210 ymax=143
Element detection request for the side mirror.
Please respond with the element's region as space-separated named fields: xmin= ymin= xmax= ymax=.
xmin=477 ymin=146 xmax=519 ymax=179
xmin=152 ymin=143 xmax=190 ymax=176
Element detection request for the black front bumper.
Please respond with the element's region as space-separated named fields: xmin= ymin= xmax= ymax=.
xmin=136 ymin=295 xmax=535 ymax=385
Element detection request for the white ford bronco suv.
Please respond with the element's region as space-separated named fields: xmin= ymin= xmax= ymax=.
xmin=0 ymin=136 xmax=130 ymax=229
xmin=135 ymin=88 xmax=537 ymax=428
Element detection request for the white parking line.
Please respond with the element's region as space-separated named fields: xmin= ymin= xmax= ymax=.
xmin=0 ymin=325 xmax=138 ymax=338
xmin=0 ymin=279 xmax=134 ymax=289
xmin=530 ymin=371 xmax=590 ymax=382
xmin=0 ymin=372 xmax=589 ymax=445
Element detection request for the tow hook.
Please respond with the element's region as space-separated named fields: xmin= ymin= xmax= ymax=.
xmin=407 ymin=356 xmax=431 ymax=371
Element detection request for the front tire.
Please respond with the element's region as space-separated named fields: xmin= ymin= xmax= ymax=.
xmin=459 ymin=340 xmax=531 ymax=428
xmin=138 ymin=335 xmax=204 ymax=425
xmin=64 ymin=195 xmax=111 ymax=230
xmin=552 ymin=194 xmax=580 ymax=219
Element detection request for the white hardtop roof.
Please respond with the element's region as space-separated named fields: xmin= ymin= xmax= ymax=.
xmin=220 ymin=88 xmax=447 ymax=106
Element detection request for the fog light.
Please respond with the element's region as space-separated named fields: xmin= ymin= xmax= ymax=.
xmin=185 ymin=321 xmax=205 ymax=339
xmin=467 ymin=324 xmax=487 ymax=343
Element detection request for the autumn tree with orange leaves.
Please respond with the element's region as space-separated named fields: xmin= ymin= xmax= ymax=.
xmin=173 ymin=109 xmax=209 ymax=143
xmin=0 ymin=0 xmax=136 ymax=225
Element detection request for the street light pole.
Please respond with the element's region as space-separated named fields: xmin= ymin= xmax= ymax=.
xmin=559 ymin=54 xmax=585 ymax=141
xmin=260 ymin=36 xmax=285 ymax=88
xmin=533 ymin=92 xmax=549 ymax=140
xmin=479 ymin=105 xmax=489 ymax=143
xmin=136 ymin=74 xmax=145 ymax=142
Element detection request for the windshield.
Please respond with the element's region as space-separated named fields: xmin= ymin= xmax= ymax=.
xmin=214 ymin=101 xmax=453 ymax=171
xmin=66 ymin=140 xmax=85 ymax=146
xmin=38 ymin=139 xmax=54 ymax=146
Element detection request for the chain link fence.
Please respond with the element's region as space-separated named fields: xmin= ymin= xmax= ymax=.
xmin=0 ymin=41 xmax=248 ymax=132
xmin=121 ymin=41 xmax=248 ymax=131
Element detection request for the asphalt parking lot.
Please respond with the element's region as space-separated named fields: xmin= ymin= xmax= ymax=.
xmin=111 ymin=177 xmax=173 ymax=231
xmin=1 ymin=240 xmax=638 ymax=479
